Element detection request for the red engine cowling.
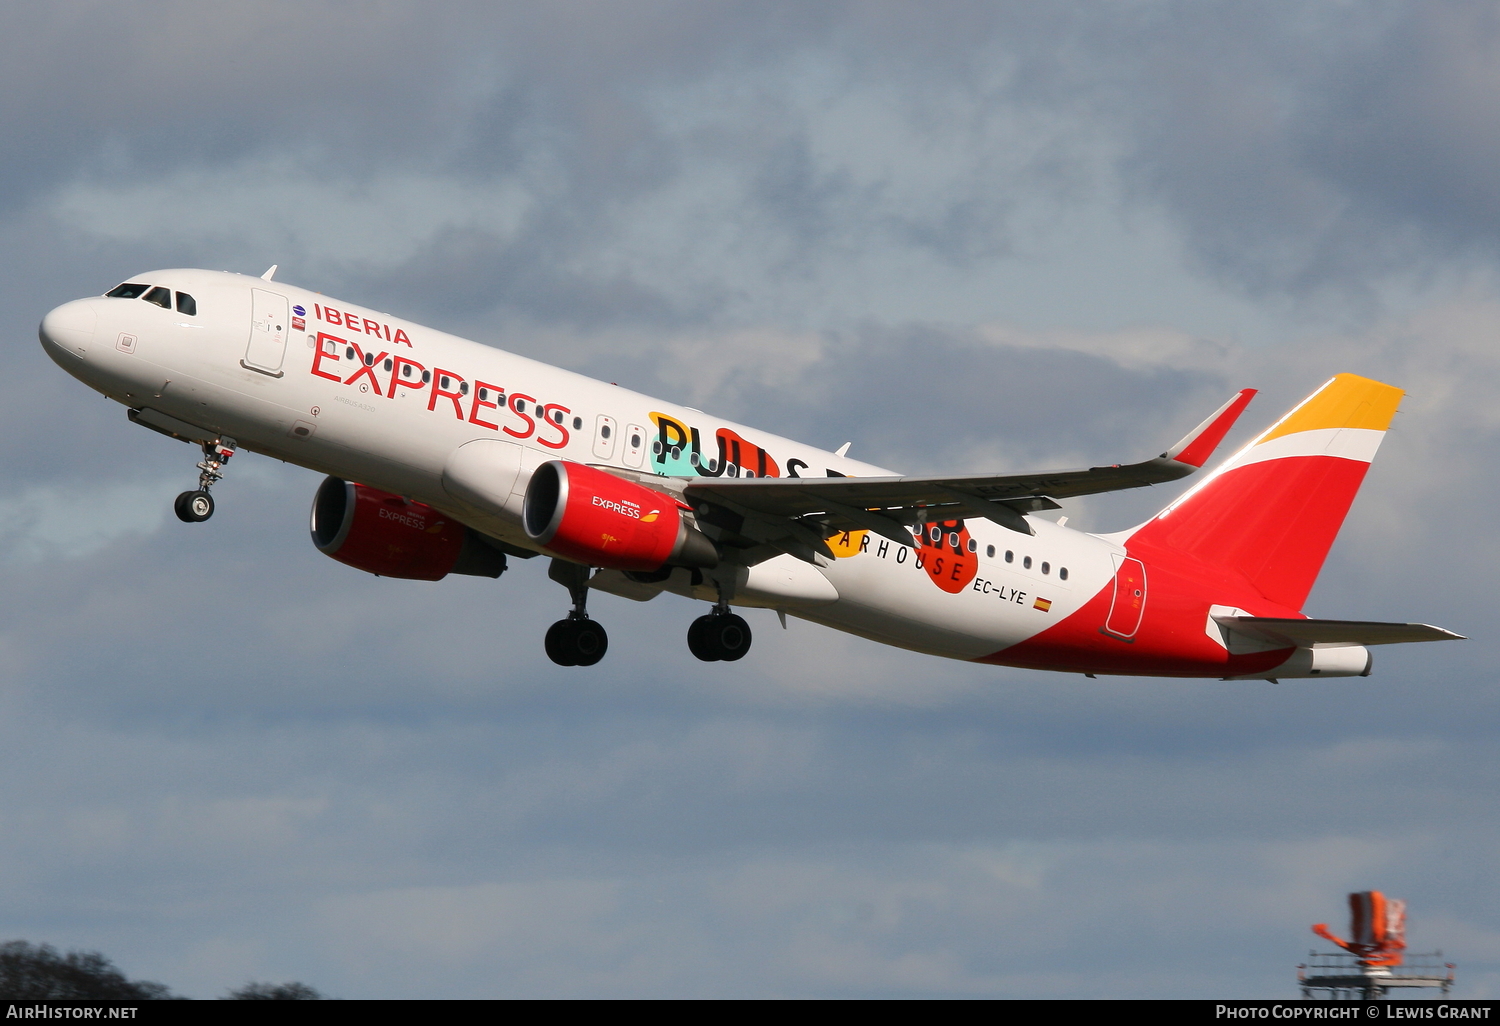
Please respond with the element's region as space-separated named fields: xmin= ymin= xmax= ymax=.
xmin=523 ymin=461 xmax=717 ymax=571
xmin=310 ymin=477 xmax=507 ymax=580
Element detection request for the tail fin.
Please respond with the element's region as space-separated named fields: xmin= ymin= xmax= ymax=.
xmin=1128 ymin=373 xmax=1403 ymax=610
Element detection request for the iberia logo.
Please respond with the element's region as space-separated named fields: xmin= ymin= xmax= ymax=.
xmin=641 ymin=510 xmax=660 ymax=523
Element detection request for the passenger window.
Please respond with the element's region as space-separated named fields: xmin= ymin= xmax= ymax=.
xmin=986 ymin=545 xmax=995 ymax=558
xmin=1041 ymin=562 xmax=1050 ymax=575
xmin=1059 ymin=567 xmax=1069 ymax=581
xmin=1023 ymin=556 xmax=1032 ymax=569
xmin=174 ymin=292 xmax=196 ymax=315
xmin=459 ymin=382 xmax=469 ymax=395
xmin=1005 ymin=550 xmax=1014 ymax=563
xmin=143 ymin=286 xmax=171 ymax=309
xmin=967 ymin=539 xmax=977 ymax=553
xmin=106 ymin=283 xmax=150 ymax=299
xmin=573 ymin=416 xmax=583 ymax=430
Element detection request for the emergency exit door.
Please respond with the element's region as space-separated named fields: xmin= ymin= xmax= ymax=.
xmin=242 ymin=289 xmax=289 ymax=376
xmin=1102 ymin=556 xmax=1148 ymax=641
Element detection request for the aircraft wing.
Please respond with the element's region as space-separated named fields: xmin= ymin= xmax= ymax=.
xmin=1213 ymin=616 xmax=1465 ymax=647
xmin=679 ymin=388 xmax=1257 ymax=546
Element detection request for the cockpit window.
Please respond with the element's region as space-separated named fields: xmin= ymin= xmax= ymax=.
xmin=175 ymin=292 xmax=196 ymax=316
xmin=143 ymin=286 xmax=172 ymax=309
xmin=105 ymin=283 xmax=151 ymax=299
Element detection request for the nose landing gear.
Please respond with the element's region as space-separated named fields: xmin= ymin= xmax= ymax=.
xmin=545 ymin=559 xmax=609 ymax=667
xmin=173 ymin=490 xmax=214 ymax=522
xmin=174 ymin=438 xmax=236 ymax=523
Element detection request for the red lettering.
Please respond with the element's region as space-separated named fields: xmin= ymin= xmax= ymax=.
xmin=504 ymin=393 xmax=536 ymax=439
xmin=393 ymin=328 xmax=411 ymax=347
xmin=539 ymin=403 xmax=571 ymax=450
xmin=388 ymin=357 xmax=427 ymax=399
xmin=363 ymin=318 xmax=381 ymax=337
xmin=469 ymin=380 xmax=503 ymax=430
xmin=341 ymin=343 xmax=388 ymax=396
xmin=325 ymin=307 xmax=343 ymax=326
xmin=428 ymin=368 xmax=466 ymax=418
xmin=311 ymin=332 xmax=343 ymax=382
xmin=384 ymin=324 xmax=391 ymax=341
xmin=314 ymin=304 xmax=322 ymax=320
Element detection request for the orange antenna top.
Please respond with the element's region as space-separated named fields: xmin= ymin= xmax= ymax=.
xmin=1311 ymin=891 xmax=1406 ymax=968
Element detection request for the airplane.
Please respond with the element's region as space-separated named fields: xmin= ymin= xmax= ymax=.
xmin=37 ymin=267 xmax=1462 ymax=676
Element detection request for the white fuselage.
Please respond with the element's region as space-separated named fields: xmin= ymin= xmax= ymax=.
xmin=40 ymin=269 xmax=1122 ymax=664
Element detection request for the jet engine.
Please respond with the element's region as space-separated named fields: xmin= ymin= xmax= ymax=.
xmin=523 ymin=460 xmax=718 ymax=571
xmin=310 ymin=476 xmax=508 ymax=580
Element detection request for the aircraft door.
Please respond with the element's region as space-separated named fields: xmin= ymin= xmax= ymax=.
xmin=1102 ymin=555 xmax=1147 ymax=641
xmin=242 ymin=288 xmax=289 ymax=376
xmin=593 ymin=414 xmax=618 ymax=460
xmin=622 ymin=423 xmax=646 ymax=468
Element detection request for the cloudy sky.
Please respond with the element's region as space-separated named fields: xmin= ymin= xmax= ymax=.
xmin=2 ymin=0 xmax=1498 ymax=998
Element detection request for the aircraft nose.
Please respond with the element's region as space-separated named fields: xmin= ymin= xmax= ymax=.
xmin=39 ymin=299 xmax=97 ymax=354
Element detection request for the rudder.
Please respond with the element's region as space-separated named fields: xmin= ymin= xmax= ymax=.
xmin=1127 ymin=373 xmax=1403 ymax=610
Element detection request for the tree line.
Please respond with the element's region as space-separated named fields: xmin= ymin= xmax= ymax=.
xmin=0 ymin=940 xmax=322 ymax=1000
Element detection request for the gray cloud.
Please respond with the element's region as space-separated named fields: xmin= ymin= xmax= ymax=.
xmin=3 ymin=0 xmax=1499 ymax=999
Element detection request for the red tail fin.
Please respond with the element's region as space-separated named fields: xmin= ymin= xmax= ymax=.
xmin=1128 ymin=374 xmax=1403 ymax=610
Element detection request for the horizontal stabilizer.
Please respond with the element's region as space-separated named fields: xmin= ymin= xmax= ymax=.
xmin=1213 ymin=615 xmax=1465 ymax=648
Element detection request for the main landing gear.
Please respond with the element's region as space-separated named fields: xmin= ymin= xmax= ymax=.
xmin=541 ymin=561 xmax=753 ymax=666
xmin=688 ymin=602 xmax=752 ymax=662
xmin=545 ymin=559 xmax=609 ymax=667
xmin=174 ymin=438 xmax=235 ymax=523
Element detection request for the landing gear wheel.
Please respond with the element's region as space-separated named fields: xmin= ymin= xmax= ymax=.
xmin=715 ymin=613 xmax=752 ymax=661
xmin=545 ymin=619 xmax=580 ymax=666
xmin=688 ymin=613 xmax=752 ymax=662
xmin=572 ymin=620 xmax=608 ymax=666
xmin=545 ymin=618 xmax=609 ymax=667
xmin=688 ymin=614 xmax=720 ymax=661
xmin=174 ymin=490 xmax=214 ymax=523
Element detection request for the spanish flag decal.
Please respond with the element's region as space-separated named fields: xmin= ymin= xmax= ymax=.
xmin=1033 ymin=597 xmax=1053 ymax=612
